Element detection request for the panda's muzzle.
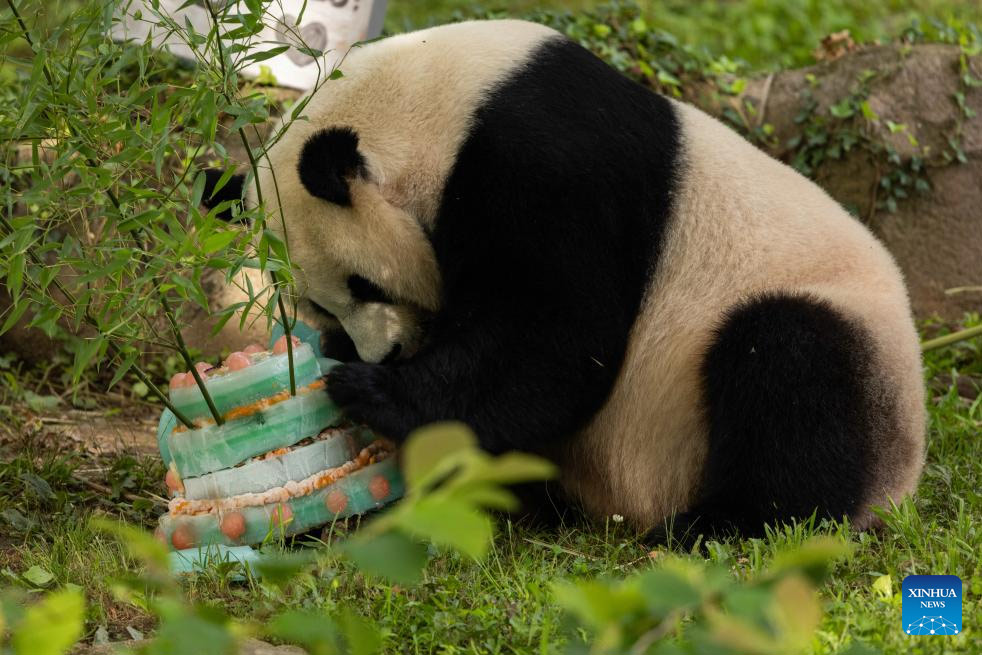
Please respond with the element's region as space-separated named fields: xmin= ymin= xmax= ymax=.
xmin=308 ymin=298 xmax=406 ymax=364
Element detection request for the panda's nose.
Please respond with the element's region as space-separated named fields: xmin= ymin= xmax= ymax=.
xmin=380 ymin=342 xmax=402 ymax=364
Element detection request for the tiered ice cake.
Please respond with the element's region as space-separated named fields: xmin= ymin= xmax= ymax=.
xmin=155 ymin=336 xmax=403 ymax=550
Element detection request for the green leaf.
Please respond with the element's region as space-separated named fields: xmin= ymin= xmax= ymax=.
xmin=267 ymin=610 xmax=339 ymax=655
xmin=11 ymin=588 xmax=85 ymax=655
xmin=638 ymin=568 xmax=702 ymax=615
xmin=252 ymin=552 xmax=316 ymax=588
xmin=206 ymin=167 xmax=239 ymax=202
xmin=829 ymin=100 xmax=854 ymax=118
xmin=71 ymin=337 xmax=104 ymax=385
xmin=341 ymin=531 xmax=427 ymax=585
xmin=402 ymin=497 xmax=493 ymax=560
xmin=6 ymin=253 xmax=25 ymax=299
xmin=190 ymin=166 xmax=207 ymax=208
xmin=338 ymin=609 xmax=381 ymax=655
xmin=89 ymin=518 xmax=170 ymax=578
xmin=20 ymin=472 xmax=55 ymax=501
xmin=0 ymin=300 xmax=31 ymax=337
xmin=770 ymin=536 xmax=852 ymax=584
xmin=148 ymin=605 xmax=236 ymax=655
xmin=261 ymin=228 xmax=290 ymax=265
xmin=552 ymin=579 xmax=645 ymax=628
xmin=401 ymin=422 xmax=477 ymax=489
xmin=872 ymin=573 xmax=893 ymax=601
xmin=21 ymin=565 xmax=54 ymax=587
xmin=463 ymin=452 xmax=557 ymax=487
xmin=107 ymin=350 xmax=140 ymax=390
xmin=201 ymin=229 xmax=239 ymax=255
xmin=243 ymin=45 xmax=290 ymax=64
xmin=860 ymin=100 xmax=879 ymax=121
xmin=23 ymin=391 xmax=61 ymax=413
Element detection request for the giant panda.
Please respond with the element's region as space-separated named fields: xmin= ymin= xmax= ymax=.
xmin=207 ymin=19 xmax=926 ymax=538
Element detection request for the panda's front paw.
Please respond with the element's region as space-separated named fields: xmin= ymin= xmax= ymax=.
xmin=326 ymin=363 xmax=412 ymax=440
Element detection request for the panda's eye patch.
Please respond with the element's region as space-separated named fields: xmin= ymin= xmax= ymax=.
xmin=347 ymin=274 xmax=394 ymax=304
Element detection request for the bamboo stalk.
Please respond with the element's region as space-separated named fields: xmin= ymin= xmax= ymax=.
xmin=921 ymin=325 xmax=982 ymax=352
xmin=204 ymin=0 xmax=297 ymax=395
xmin=161 ymin=295 xmax=224 ymax=424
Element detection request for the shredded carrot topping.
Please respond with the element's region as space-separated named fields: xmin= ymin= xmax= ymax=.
xmin=168 ymin=439 xmax=395 ymax=516
xmin=171 ymin=379 xmax=327 ymax=435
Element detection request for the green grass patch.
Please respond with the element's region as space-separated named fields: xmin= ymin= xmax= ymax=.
xmin=386 ymin=0 xmax=982 ymax=69
xmin=2 ymin=321 xmax=980 ymax=653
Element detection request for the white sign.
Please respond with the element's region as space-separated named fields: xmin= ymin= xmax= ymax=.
xmin=111 ymin=0 xmax=388 ymax=90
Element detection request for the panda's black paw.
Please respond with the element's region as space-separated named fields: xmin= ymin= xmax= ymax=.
xmin=326 ymin=362 xmax=412 ymax=440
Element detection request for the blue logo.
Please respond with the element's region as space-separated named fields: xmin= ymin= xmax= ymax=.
xmin=902 ymin=575 xmax=962 ymax=636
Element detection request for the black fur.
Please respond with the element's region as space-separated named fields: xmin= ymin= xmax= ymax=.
xmin=347 ymin=274 xmax=395 ymax=304
xmin=306 ymin=300 xmax=362 ymax=363
xmin=297 ymin=127 xmax=366 ymax=206
xmin=201 ymin=170 xmax=245 ymax=221
xmin=674 ymin=292 xmax=878 ymax=540
xmin=321 ymin=325 xmax=361 ymax=363
xmin=327 ymin=36 xmax=681 ymax=461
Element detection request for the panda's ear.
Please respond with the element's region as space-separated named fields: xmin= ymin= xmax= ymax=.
xmin=297 ymin=127 xmax=366 ymax=207
xmin=200 ymin=169 xmax=247 ymax=222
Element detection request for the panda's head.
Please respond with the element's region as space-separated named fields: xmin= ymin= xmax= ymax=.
xmin=242 ymin=124 xmax=441 ymax=364
xmin=214 ymin=20 xmax=556 ymax=362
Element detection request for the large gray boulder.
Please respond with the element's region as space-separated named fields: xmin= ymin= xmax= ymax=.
xmin=696 ymin=43 xmax=982 ymax=318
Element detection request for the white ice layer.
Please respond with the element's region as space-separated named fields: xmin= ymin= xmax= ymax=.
xmin=181 ymin=429 xmax=357 ymax=500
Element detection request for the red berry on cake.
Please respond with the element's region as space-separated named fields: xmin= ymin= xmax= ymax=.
xmin=169 ymin=372 xmax=195 ymax=389
xmin=171 ymin=523 xmax=195 ymax=550
xmin=225 ymin=352 xmax=251 ymax=370
xmin=271 ymin=503 xmax=293 ymax=526
xmin=326 ymin=490 xmax=348 ymax=514
xmin=220 ymin=512 xmax=247 ymax=540
xmin=369 ymin=475 xmax=391 ymax=501
xmin=273 ymin=335 xmax=301 ymax=355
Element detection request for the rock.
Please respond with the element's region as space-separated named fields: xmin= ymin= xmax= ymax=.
xmin=697 ymin=44 xmax=982 ymax=318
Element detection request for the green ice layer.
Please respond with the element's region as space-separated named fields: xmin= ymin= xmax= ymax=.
xmin=169 ymin=344 xmax=320 ymax=421
xmin=166 ymin=389 xmax=343 ymax=478
xmin=157 ymin=459 xmax=403 ymax=549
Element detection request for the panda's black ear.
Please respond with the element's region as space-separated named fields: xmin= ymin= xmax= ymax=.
xmin=297 ymin=127 xmax=366 ymax=207
xmin=200 ymin=169 xmax=246 ymax=222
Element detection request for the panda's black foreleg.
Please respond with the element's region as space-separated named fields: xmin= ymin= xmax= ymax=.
xmin=326 ymin=310 xmax=622 ymax=456
xmin=681 ymin=292 xmax=885 ymax=538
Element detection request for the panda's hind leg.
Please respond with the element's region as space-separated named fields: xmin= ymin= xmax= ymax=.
xmin=680 ymin=292 xmax=886 ymax=539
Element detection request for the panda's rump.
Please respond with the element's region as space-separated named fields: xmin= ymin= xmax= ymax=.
xmin=561 ymin=101 xmax=924 ymax=530
xmin=692 ymin=291 xmax=908 ymax=535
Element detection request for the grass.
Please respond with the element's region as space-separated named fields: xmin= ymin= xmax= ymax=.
xmin=1 ymin=321 xmax=980 ymax=653
xmin=385 ymin=0 xmax=982 ymax=69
